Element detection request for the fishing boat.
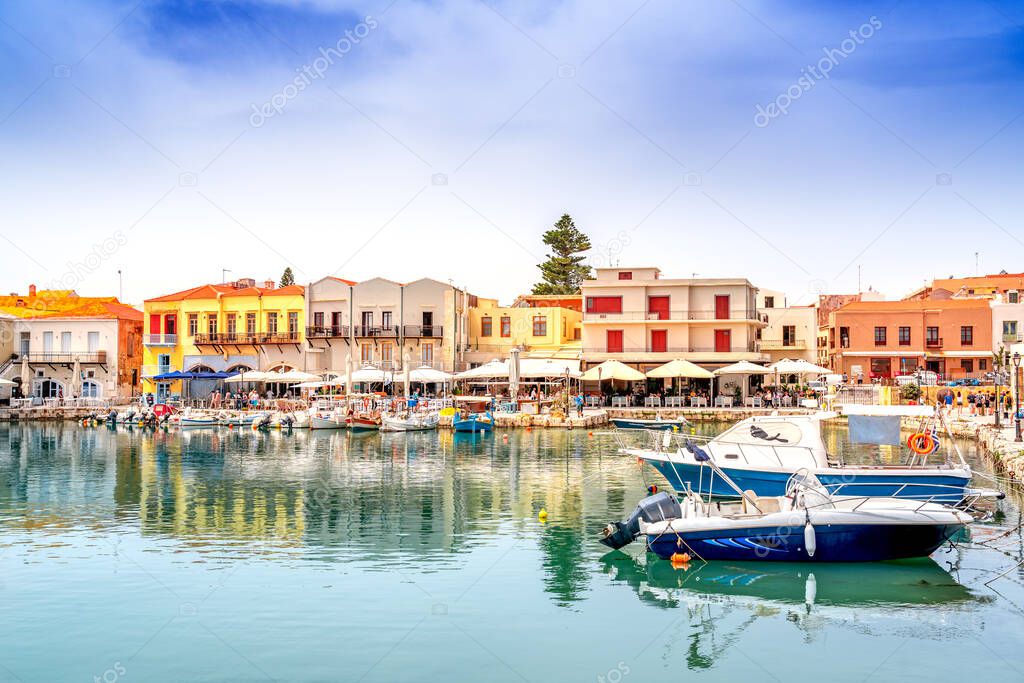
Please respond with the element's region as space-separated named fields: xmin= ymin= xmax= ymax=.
xmin=177 ymin=409 xmax=219 ymax=428
xmin=624 ymin=408 xmax=996 ymax=503
xmin=349 ymin=414 xmax=382 ymax=432
xmin=309 ymin=407 xmax=347 ymax=430
xmin=600 ymin=470 xmax=972 ymax=562
xmin=611 ymin=416 xmax=688 ymax=431
xmin=381 ymin=412 xmax=440 ymax=432
xmin=453 ymin=412 xmax=493 ymax=433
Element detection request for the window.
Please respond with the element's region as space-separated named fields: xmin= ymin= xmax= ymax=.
xmin=926 ymin=326 xmax=939 ymax=346
xmin=43 ymin=331 xmax=53 ymax=353
xmin=188 ymin=314 xmax=198 ymax=337
xmin=532 ymin=315 xmax=547 ymax=336
xmin=382 ymin=311 xmax=392 ymax=330
xmin=617 ymin=271 xmax=632 ymax=280
xmin=898 ymin=326 xmax=910 ymax=346
xmin=606 ymin=330 xmax=624 ymax=353
xmin=87 ymin=332 xmax=99 ymax=353
xmin=585 ymin=296 xmax=623 ymax=314
xmin=1010 ymin=291 xmax=1020 ymax=304
xmin=288 ymin=312 xmax=299 ymax=336
xmin=421 ymin=343 xmax=434 ymax=366
xmin=360 ymin=344 xmax=373 ymax=364
xmin=980 ymin=358 xmax=988 ymax=371
xmin=764 ymin=296 xmax=775 ymax=308
xmin=573 ymin=327 xmax=581 ymax=340
xmin=962 ymin=359 xmax=974 ymax=373
xmin=380 ymin=342 xmax=393 ymax=365
xmin=165 ymin=315 xmax=177 ymax=335
xmin=361 ymin=311 xmax=373 ymax=330
xmin=500 ymin=316 xmax=511 ymax=337
xmin=266 ymin=312 xmax=278 ymax=335
xmin=246 ymin=312 xmax=256 ymax=335
xmin=313 ymin=311 xmax=324 ymax=328
xmin=227 ymin=314 xmax=237 ymax=337
xmin=782 ymin=325 xmax=796 ymax=346
xmin=650 ymin=330 xmax=667 ymax=353
xmin=157 ymin=354 xmax=170 ymax=373
xmin=61 ymin=331 xmax=71 ymax=353
xmin=331 ymin=312 xmax=343 ymax=333
xmin=1004 ymin=320 xmax=1018 ymax=338
xmin=481 ymin=316 xmax=493 ymax=337
xmin=839 ymin=326 xmax=850 ymax=349
xmin=899 ymin=357 xmax=918 ymax=374
xmin=207 ymin=313 xmax=217 ymax=335
xmin=870 ymin=358 xmax=892 ymax=377
xmin=874 ymin=326 xmax=886 ymax=346
xmin=960 ymin=326 xmax=973 ymax=346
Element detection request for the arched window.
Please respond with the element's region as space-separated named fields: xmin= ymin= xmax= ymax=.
xmin=82 ymin=380 xmax=102 ymax=398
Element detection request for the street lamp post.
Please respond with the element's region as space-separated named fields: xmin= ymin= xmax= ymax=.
xmin=1014 ymin=352 xmax=1022 ymax=442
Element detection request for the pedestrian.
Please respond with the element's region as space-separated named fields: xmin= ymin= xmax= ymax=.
xmin=575 ymin=392 xmax=584 ymax=418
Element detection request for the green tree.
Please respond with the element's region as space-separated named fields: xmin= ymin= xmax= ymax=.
xmin=532 ymin=214 xmax=592 ymax=295
xmin=279 ymin=267 xmax=295 ymax=287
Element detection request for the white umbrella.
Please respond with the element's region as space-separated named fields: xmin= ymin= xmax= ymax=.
xmin=351 ymin=365 xmax=387 ymax=383
xmin=518 ymin=358 xmax=582 ymax=378
xmin=0 ymin=378 xmax=15 ymax=386
xmin=225 ymin=370 xmax=269 ymax=383
xmin=769 ymin=358 xmax=831 ymax=386
xmin=408 ymin=366 xmax=452 ymax=383
xmin=580 ymin=360 xmax=646 ymax=382
xmin=295 ymin=380 xmax=328 ymax=388
xmin=20 ymin=356 xmax=31 ymax=396
xmin=271 ymin=369 xmax=321 ymax=383
xmin=646 ymin=359 xmax=714 ymax=379
xmin=714 ymin=361 xmax=771 ymax=376
xmin=455 ymin=359 xmax=509 ymax=380
xmin=70 ymin=357 xmax=82 ymax=398
xmin=402 ymin=351 xmax=411 ymax=398
xmin=509 ymin=348 xmax=521 ymax=399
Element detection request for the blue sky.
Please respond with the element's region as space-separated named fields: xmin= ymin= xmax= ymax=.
xmin=1 ymin=0 xmax=1022 ymax=305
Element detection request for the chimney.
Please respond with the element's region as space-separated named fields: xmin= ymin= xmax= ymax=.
xmin=28 ymin=284 xmax=36 ymax=296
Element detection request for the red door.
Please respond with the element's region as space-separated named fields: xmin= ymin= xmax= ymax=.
xmin=648 ymin=296 xmax=670 ymax=320
xmin=650 ymin=330 xmax=667 ymax=353
xmin=714 ymin=295 xmax=730 ymax=319
xmin=714 ymin=329 xmax=731 ymax=353
xmin=606 ymin=330 xmax=624 ymax=353
xmin=149 ymin=314 xmax=161 ymax=336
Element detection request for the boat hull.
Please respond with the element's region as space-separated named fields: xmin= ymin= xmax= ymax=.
xmin=646 ymin=459 xmax=972 ymax=503
xmin=647 ymin=521 xmax=963 ymax=562
xmin=611 ymin=418 xmax=684 ymax=431
xmin=453 ymin=417 xmax=492 ymax=433
xmin=310 ymin=416 xmax=346 ymax=430
xmin=349 ymin=418 xmax=380 ymax=432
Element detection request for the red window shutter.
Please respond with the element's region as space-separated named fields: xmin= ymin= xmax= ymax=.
xmin=149 ymin=314 xmax=161 ymax=335
xmin=648 ymin=296 xmax=669 ymax=320
xmin=651 ymin=330 xmax=667 ymax=353
xmin=607 ymin=330 xmax=624 ymax=353
xmin=586 ymin=296 xmax=623 ymax=314
xmin=715 ymin=295 xmax=730 ymax=319
xmin=714 ymin=329 xmax=731 ymax=353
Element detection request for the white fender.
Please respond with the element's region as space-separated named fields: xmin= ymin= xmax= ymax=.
xmin=804 ymin=521 xmax=817 ymax=558
xmin=804 ymin=572 xmax=817 ymax=608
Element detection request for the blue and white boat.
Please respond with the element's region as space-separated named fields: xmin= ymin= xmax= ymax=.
xmin=601 ymin=472 xmax=972 ymax=562
xmin=611 ymin=416 xmax=687 ymax=431
xmin=624 ymin=409 xmax=991 ymax=504
xmin=453 ymin=412 xmax=493 ymax=433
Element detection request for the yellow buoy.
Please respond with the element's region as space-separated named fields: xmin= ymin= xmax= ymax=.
xmin=538 ymin=508 xmax=548 ymax=521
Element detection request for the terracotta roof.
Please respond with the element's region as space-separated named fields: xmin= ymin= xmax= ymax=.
xmin=146 ymin=282 xmax=304 ymax=303
xmin=328 ymin=276 xmax=357 ymax=286
xmin=837 ymin=298 xmax=991 ymax=313
xmin=221 ymin=284 xmax=304 ymax=298
xmin=35 ymin=301 xmax=143 ymax=321
xmin=0 ymin=291 xmax=133 ymax=319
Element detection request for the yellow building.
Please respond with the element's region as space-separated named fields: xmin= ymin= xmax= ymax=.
xmin=466 ymin=294 xmax=582 ymax=365
xmin=142 ymin=278 xmax=305 ymax=401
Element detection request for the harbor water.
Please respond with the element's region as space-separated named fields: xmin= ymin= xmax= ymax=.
xmin=1 ymin=422 xmax=1023 ymax=682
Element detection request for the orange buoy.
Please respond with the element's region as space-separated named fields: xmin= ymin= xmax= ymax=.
xmin=669 ymin=552 xmax=690 ymax=563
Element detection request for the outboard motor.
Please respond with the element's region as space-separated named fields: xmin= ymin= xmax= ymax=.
xmin=600 ymin=492 xmax=682 ymax=551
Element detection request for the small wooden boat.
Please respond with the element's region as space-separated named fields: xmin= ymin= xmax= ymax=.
xmin=453 ymin=412 xmax=493 ymax=433
xmin=349 ymin=414 xmax=382 ymax=432
xmin=381 ymin=412 xmax=440 ymax=432
xmin=611 ymin=417 xmax=687 ymax=431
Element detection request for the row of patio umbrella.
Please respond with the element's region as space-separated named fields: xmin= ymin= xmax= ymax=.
xmin=579 ymin=358 xmax=831 ymax=381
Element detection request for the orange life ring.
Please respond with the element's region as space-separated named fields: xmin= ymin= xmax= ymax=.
xmin=907 ymin=432 xmax=936 ymax=455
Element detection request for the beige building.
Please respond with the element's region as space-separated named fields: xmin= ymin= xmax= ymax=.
xmin=756 ymin=289 xmax=818 ymax=363
xmin=580 ymin=266 xmax=767 ymax=371
xmin=305 ymin=276 xmax=473 ymax=374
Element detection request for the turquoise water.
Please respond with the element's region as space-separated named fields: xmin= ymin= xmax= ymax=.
xmin=1 ymin=422 xmax=1023 ymax=682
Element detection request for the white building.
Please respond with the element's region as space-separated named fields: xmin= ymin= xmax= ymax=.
xmin=580 ymin=266 xmax=768 ymax=371
xmin=756 ymin=289 xmax=818 ymax=363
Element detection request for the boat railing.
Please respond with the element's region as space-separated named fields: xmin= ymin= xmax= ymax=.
xmin=619 ymin=429 xmax=820 ymax=469
xmin=815 ymin=481 xmax=984 ymax=509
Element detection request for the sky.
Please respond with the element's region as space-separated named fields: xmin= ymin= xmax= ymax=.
xmin=1 ymin=0 xmax=1022 ymax=307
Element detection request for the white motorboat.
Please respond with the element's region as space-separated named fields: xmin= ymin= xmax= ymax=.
xmin=381 ymin=412 xmax=440 ymax=432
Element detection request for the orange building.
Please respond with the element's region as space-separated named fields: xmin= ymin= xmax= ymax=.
xmin=906 ymin=272 xmax=1024 ymax=301
xmin=830 ymin=299 xmax=992 ymax=381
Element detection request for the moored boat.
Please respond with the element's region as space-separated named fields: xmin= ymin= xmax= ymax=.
xmin=611 ymin=416 xmax=687 ymax=431
xmin=349 ymin=414 xmax=382 ymax=432
xmin=381 ymin=412 xmax=440 ymax=432
xmin=453 ymin=412 xmax=493 ymax=433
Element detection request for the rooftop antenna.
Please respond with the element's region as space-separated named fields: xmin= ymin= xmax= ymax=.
xmin=975 ymin=252 xmax=979 ymax=276
xmin=857 ymin=265 xmax=861 ymax=293
xmin=117 ymin=269 xmax=122 ymax=302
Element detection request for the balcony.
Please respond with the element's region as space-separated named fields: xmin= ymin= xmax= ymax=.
xmin=583 ymin=309 xmax=766 ymax=323
xmin=21 ymin=352 xmax=107 ymax=365
xmin=1003 ymin=333 xmax=1022 ymax=343
xmin=583 ymin=342 xmax=760 ymax=355
xmin=142 ymin=364 xmax=174 ymax=378
xmin=306 ymin=325 xmax=351 ymax=339
xmin=352 ymin=325 xmax=398 ymax=338
xmin=402 ymin=325 xmax=443 ymax=338
xmin=194 ymin=333 xmax=301 ymax=346
xmin=144 ymin=334 xmax=178 ymax=346
xmin=925 ymin=338 xmax=943 ymax=349
xmin=758 ymin=337 xmax=807 ymax=350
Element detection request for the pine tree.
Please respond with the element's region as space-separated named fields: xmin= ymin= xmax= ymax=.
xmin=532 ymin=214 xmax=592 ymax=295
xmin=279 ymin=267 xmax=295 ymax=287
